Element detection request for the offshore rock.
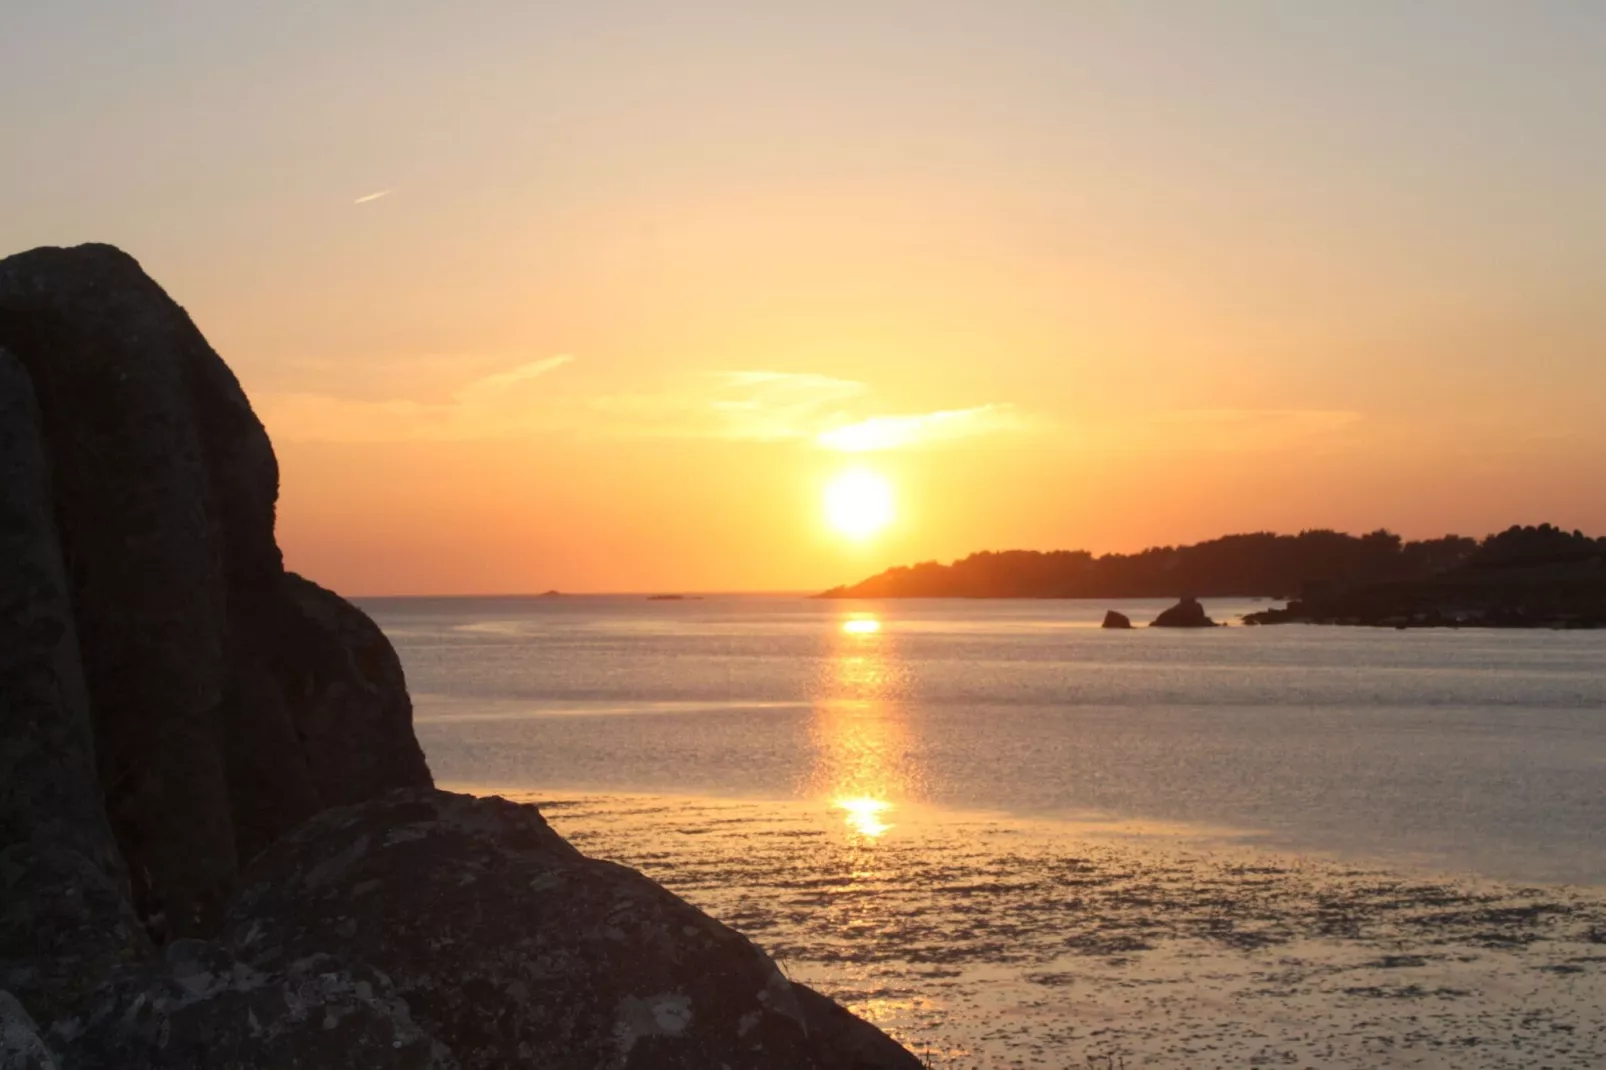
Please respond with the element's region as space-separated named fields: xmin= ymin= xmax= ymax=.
xmin=1150 ymin=596 xmax=1217 ymax=628
xmin=1100 ymin=610 xmax=1133 ymax=629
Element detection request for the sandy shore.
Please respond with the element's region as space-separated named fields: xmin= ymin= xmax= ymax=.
xmin=481 ymin=789 xmax=1606 ymax=1068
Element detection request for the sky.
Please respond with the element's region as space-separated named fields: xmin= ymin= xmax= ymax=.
xmin=4 ymin=1 xmax=1605 ymax=593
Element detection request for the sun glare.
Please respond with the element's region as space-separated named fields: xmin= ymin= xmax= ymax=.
xmin=835 ymin=796 xmax=893 ymax=838
xmin=824 ymin=467 xmax=894 ymax=540
xmin=841 ymin=617 xmax=881 ymax=635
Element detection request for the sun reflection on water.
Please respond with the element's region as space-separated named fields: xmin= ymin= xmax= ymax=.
xmin=835 ymin=795 xmax=893 ymax=838
xmin=807 ymin=612 xmax=921 ymax=842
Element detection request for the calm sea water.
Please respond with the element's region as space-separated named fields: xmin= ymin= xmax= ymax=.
xmin=364 ymin=595 xmax=1606 ymax=886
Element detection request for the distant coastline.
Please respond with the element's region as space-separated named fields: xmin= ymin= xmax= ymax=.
xmin=820 ymin=525 xmax=1606 ymax=628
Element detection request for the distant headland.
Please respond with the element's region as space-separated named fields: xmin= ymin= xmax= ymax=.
xmin=820 ymin=526 xmax=1606 ymax=628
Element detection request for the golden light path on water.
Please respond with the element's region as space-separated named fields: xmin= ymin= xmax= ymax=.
xmin=432 ymin=607 xmax=1606 ymax=1065
xmin=835 ymin=795 xmax=893 ymax=837
xmin=817 ymin=613 xmax=912 ymax=841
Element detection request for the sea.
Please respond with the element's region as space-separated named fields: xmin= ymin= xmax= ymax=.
xmin=363 ymin=595 xmax=1606 ymax=1068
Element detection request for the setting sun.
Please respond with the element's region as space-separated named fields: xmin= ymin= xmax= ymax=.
xmin=824 ymin=467 xmax=894 ymax=540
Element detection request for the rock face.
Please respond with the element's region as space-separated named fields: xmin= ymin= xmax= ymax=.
xmin=1100 ymin=610 xmax=1132 ymax=629
xmin=0 ymin=244 xmax=918 ymax=1069
xmin=0 ymin=244 xmax=432 ymax=960
xmin=1150 ymin=596 xmax=1217 ymax=628
xmin=0 ymin=346 xmax=148 ymax=1019
xmin=62 ymin=791 xmax=918 ymax=1069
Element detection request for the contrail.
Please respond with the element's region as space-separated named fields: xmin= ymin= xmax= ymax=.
xmin=353 ymin=189 xmax=393 ymax=205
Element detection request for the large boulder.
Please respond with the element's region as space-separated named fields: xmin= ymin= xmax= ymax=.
xmin=0 ymin=244 xmax=919 ymax=1068
xmin=1150 ymin=596 xmax=1217 ymax=628
xmin=0 ymin=244 xmax=433 ymax=954
xmin=0 ymin=990 xmax=59 ymax=1070
xmin=58 ymin=790 xmax=918 ymax=1070
xmin=0 ymin=349 xmax=146 ymax=1018
xmin=1100 ymin=610 xmax=1132 ymax=629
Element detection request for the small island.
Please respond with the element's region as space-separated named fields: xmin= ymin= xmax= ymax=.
xmin=820 ymin=526 xmax=1606 ymax=628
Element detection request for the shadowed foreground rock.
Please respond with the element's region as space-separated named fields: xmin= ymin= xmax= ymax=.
xmin=0 ymin=244 xmax=919 ymax=1068
xmin=62 ymin=792 xmax=917 ymax=1069
xmin=0 ymin=243 xmax=432 ymax=954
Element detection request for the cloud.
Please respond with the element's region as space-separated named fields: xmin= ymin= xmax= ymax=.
xmin=259 ymin=361 xmax=1031 ymax=451
xmin=589 ymin=371 xmax=867 ymax=442
xmin=588 ymin=371 xmax=1030 ymax=450
xmin=257 ymin=356 xmax=574 ymax=442
xmin=353 ymin=189 xmax=393 ymax=205
xmin=816 ymin=404 xmax=1025 ymax=452
xmin=453 ymin=355 xmax=574 ymax=403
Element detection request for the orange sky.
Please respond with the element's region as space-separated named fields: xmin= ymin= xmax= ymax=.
xmin=5 ymin=4 xmax=1605 ymax=593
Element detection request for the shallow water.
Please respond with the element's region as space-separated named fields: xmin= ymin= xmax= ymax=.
xmin=513 ymin=790 xmax=1606 ymax=1069
xmin=367 ymin=594 xmax=1606 ymax=1065
xmin=368 ymin=595 xmax=1606 ymax=885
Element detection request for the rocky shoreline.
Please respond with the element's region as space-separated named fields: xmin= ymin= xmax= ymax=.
xmin=0 ymin=244 xmax=917 ymax=1069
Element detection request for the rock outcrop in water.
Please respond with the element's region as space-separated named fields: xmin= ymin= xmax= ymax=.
xmin=1100 ymin=610 xmax=1132 ymax=629
xmin=0 ymin=244 xmax=918 ymax=1068
xmin=1149 ymin=597 xmax=1217 ymax=628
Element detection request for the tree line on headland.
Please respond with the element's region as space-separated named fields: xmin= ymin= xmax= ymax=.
xmin=819 ymin=524 xmax=1606 ymax=610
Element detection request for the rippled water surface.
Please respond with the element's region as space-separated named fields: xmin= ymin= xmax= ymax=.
xmin=366 ymin=595 xmax=1606 ymax=1066
xmin=367 ymin=595 xmax=1606 ymax=884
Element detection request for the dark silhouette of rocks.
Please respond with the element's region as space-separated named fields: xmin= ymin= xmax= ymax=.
xmin=1101 ymin=610 xmax=1133 ymax=629
xmin=0 ymin=244 xmax=917 ymax=1068
xmin=819 ymin=530 xmax=1482 ymax=599
xmin=1150 ymin=597 xmax=1217 ymax=628
xmin=1244 ymin=529 xmax=1606 ymax=629
xmin=0 ymin=244 xmax=431 ymax=952
xmin=0 ymin=346 xmax=144 ymax=1022
xmin=821 ymin=528 xmax=1605 ymax=630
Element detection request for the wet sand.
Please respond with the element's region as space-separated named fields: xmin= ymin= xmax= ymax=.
xmin=478 ymin=789 xmax=1606 ymax=1068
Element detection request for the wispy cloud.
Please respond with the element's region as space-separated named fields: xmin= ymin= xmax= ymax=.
xmin=454 ymin=356 xmax=574 ymax=403
xmin=589 ymin=371 xmax=867 ymax=442
xmin=587 ymin=371 xmax=1030 ymax=450
xmin=257 ymin=356 xmax=574 ymax=442
xmin=260 ymin=361 xmax=1032 ymax=450
xmin=817 ymin=404 xmax=1025 ymax=451
xmin=353 ymin=189 xmax=394 ymax=205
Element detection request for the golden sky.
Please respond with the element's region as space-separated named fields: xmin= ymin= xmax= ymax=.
xmin=5 ymin=3 xmax=1605 ymax=592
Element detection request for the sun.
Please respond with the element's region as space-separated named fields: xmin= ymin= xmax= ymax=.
xmin=824 ymin=467 xmax=894 ymax=540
